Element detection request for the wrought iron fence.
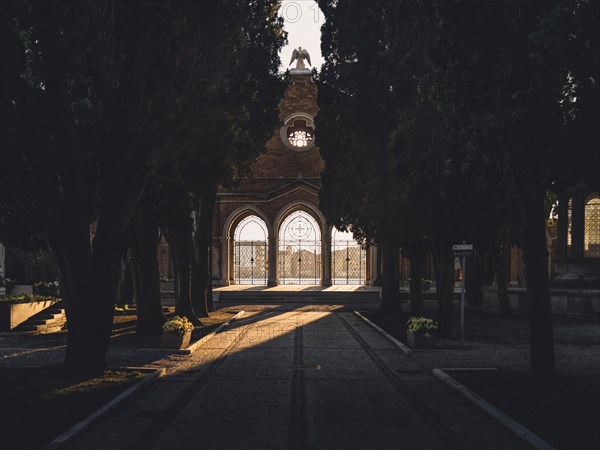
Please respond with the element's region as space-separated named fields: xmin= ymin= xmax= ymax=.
xmin=584 ymin=195 xmax=600 ymax=258
xmin=279 ymin=211 xmax=322 ymax=285
xmin=234 ymin=241 xmax=268 ymax=285
xmin=278 ymin=242 xmax=321 ymax=285
xmin=332 ymin=242 xmax=366 ymax=285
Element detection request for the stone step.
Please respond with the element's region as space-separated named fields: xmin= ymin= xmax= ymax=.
xmin=20 ymin=322 xmax=64 ymax=332
xmin=30 ymin=318 xmax=57 ymax=325
xmin=218 ymin=290 xmax=380 ymax=303
xmin=38 ymin=313 xmax=63 ymax=320
xmin=15 ymin=302 xmax=66 ymax=334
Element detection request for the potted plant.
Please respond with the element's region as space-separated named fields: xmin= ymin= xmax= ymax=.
xmin=406 ymin=316 xmax=438 ymax=349
xmin=421 ymin=279 xmax=433 ymax=291
xmin=161 ymin=316 xmax=195 ymax=349
xmin=33 ymin=281 xmax=60 ymax=296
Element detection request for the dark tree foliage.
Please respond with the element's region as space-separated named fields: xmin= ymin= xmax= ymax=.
xmin=1 ymin=0 xmax=286 ymax=374
xmin=317 ymin=0 xmax=598 ymax=379
xmin=153 ymin=0 xmax=286 ymax=323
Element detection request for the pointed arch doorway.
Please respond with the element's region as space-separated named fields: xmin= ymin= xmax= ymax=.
xmin=233 ymin=215 xmax=269 ymax=285
xmin=278 ymin=210 xmax=322 ymax=285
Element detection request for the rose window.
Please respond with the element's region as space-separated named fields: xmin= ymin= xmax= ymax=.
xmin=281 ymin=113 xmax=315 ymax=151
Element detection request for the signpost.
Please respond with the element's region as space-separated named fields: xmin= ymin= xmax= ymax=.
xmin=453 ymin=243 xmax=473 ymax=345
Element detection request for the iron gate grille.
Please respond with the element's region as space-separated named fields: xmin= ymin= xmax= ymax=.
xmin=278 ymin=241 xmax=321 ymax=285
xmin=234 ymin=241 xmax=268 ymax=285
xmin=279 ymin=211 xmax=321 ymax=285
xmin=584 ymin=194 xmax=600 ymax=258
xmin=332 ymin=242 xmax=366 ymax=285
xmin=233 ymin=215 xmax=269 ymax=285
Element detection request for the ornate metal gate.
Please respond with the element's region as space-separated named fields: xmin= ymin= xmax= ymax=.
xmin=331 ymin=228 xmax=366 ymax=285
xmin=233 ymin=215 xmax=268 ymax=285
xmin=584 ymin=194 xmax=600 ymax=257
xmin=279 ymin=211 xmax=321 ymax=285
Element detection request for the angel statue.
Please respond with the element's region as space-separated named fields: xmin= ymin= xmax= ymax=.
xmin=289 ymin=46 xmax=311 ymax=69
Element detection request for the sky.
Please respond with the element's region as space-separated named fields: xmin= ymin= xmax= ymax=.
xmin=278 ymin=1 xmax=325 ymax=72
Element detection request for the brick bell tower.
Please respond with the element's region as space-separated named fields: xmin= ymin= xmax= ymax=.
xmin=212 ymin=66 xmax=372 ymax=288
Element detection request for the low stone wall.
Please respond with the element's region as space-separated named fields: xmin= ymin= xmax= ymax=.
xmin=0 ymin=299 xmax=59 ymax=331
xmin=8 ymin=284 xmax=33 ymax=295
xmin=482 ymin=285 xmax=600 ymax=315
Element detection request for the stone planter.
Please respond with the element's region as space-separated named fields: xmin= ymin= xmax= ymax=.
xmin=0 ymin=299 xmax=59 ymax=331
xmin=406 ymin=332 xmax=436 ymax=350
xmin=161 ymin=331 xmax=191 ymax=350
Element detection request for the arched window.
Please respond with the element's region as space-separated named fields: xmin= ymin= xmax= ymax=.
xmin=233 ymin=215 xmax=269 ymax=285
xmin=584 ymin=193 xmax=600 ymax=258
xmin=331 ymin=228 xmax=366 ymax=285
xmin=278 ymin=210 xmax=321 ymax=284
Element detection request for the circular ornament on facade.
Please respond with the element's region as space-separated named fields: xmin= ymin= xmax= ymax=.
xmin=280 ymin=113 xmax=315 ymax=151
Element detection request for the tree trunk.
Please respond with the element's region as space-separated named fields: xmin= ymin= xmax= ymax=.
xmin=191 ymin=186 xmax=217 ymax=318
xmin=519 ymin=184 xmax=555 ymax=381
xmin=130 ymin=191 xmax=165 ymax=334
xmin=19 ymin=2 xmax=157 ymax=378
xmin=190 ymin=251 xmax=209 ymax=318
xmin=115 ymin=252 xmax=134 ymax=307
xmin=465 ymin=250 xmax=483 ymax=307
xmin=52 ymin=225 xmax=121 ymax=377
xmin=407 ymin=243 xmax=424 ymax=316
xmin=206 ymin=244 xmax=215 ymax=312
xmin=434 ymin=242 xmax=454 ymax=338
xmin=481 ymin=244 xmax=496 ymax=285
xmin=378 ymin=240 xmax=402 ymax=322
xmin=162 ymin=185 xmax=201 ymax=325
xmin=496 ymin=238 xmax=511 ymax=316
xmin=205 ymin=189 xmax=217 ymax=313
xmin=168 ymin=230 xmax=201 ymax=325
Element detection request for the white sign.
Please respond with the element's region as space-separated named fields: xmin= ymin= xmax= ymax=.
xmin=453 ymin=244 xmax=473 ymax=256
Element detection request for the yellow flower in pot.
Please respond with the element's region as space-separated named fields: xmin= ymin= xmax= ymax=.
xmin=161 ymin=316 xmax=195 ymax=349
xmin=406 ymin=316 xmax=438 ymax=349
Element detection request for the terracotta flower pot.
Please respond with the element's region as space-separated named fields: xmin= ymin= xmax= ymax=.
xmin=406 ymin=332 xmax=435 ymax=350
xmin=161 ymin=330 xmax=192 ymax=349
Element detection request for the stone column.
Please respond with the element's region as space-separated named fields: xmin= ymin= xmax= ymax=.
xmin=228 ymin=238 xmax=236 ymax=285
xmin=572 ymin=190 xmax=585 ymax=259
xmin=372 ymin=246 xmax=381 ymax=286
xmin=219 ymin=237 xmax=230 ymax=286
xmin=365 ymin=245 xmax=371 ymax=285
xmin=322 ymin=230 xmax=332 ymax=287
xmin=268 ymin=237 xmax=278 ymax=286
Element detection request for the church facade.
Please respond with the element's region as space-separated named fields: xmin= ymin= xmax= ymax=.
xmin=211 ymin=70 xmax=376 ymax=287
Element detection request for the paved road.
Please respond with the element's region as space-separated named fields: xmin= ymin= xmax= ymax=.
xmin=64 ymin=306 xmax=530 ymax=450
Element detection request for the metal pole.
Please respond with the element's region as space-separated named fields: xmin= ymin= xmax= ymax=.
xmin=461 ymin=255 xmax=465 ymax=346
xmin=251 ymin=241 xmax=254 ymax=284
xmin=346 ymin=245 xmax=350 ymax=284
